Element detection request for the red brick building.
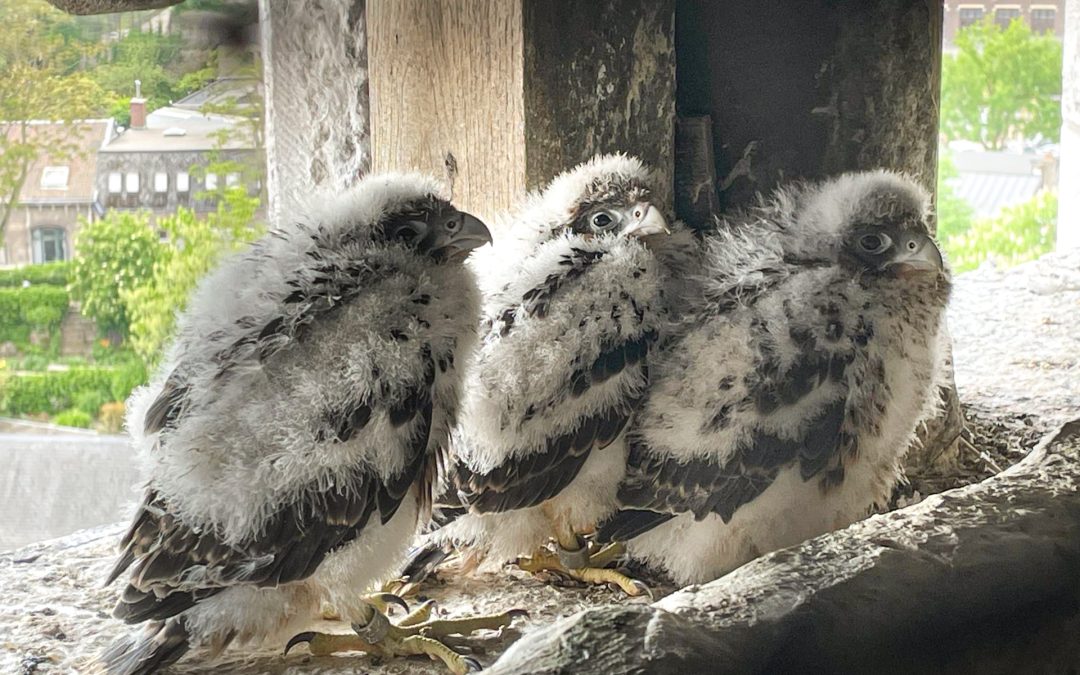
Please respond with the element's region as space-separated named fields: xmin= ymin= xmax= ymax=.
xmin=0 ymin=120 xmax=114 ymax=267
xmin=944 ymin=1 xmax=1066 ymax=46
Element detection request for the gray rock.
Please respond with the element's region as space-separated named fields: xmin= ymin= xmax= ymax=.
xmin=488 ymin=420 xmax=1080 ymax=675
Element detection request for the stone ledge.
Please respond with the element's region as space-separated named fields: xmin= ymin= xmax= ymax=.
xmin=45 ymin=0 xmax=182 ymax=15
xmin=488 ymin=419 xmax=1080 ymax=675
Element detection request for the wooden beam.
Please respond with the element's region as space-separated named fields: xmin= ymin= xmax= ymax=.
xmin=521 ymin=0 xmax=676 ymax=209
xmin=674 ymin=115 xmax=720 ymax=229
xmin=676 ymin=0 xmax=943 ymax=209
xmin=367 ymin=0 xmax=526 ymax=221
xmin=367 ymin=0 xmax=676 ymax=221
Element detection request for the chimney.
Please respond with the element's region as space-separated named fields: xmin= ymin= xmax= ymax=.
xmin=130 ymin=79 xmax=146 ymax=129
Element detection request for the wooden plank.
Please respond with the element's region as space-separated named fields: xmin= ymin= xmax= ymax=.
xmin=674 ymin=115 xmax=719 ymax=229
xmin=522 ymin=0 xmax=676 ymax=209
xmin=367 ymin=0 xmax=525 ymax=221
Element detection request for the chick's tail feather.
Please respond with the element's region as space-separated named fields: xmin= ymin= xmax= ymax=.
xmin=96 ymin=617 xmax=190 ymax=675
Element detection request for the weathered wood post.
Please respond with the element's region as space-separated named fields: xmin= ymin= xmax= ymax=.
xmin=675 ymin=0 xmax=962 ymax=470
xmin=365 ymin=0 xmax=676 ymax=221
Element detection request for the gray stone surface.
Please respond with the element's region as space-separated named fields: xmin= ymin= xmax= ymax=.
xmin=0 ymin=526 xmax=654 ymax=674
xmin=948 ymin=249 xmax=1080 ymax=425
xmin=488 ymin=419 xmax=1080 ymax=675
xmin=259 ymin=0 xmax=369 ymax=226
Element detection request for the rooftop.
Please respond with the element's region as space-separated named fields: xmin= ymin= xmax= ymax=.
xmin=172 ymin=76 xmax=263 ymax=112
xmin=6 ymin=120 xmax=114 ymax=205
xmin=950 ymin=149 xmax=1051 ymax=218
xmin=100 ymin=105 xmax=255 ymax=153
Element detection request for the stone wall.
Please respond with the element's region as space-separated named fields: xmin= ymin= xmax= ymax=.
xmin=259 ymin=0 xmax=369 ymax=225
xmin=59 ymin=308 xmax=97 ymax=357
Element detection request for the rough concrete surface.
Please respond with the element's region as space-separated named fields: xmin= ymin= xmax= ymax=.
xmin=948 ymin=249 xmax=1080 ymax=425
xmin=489 ymin=420 xmax=1080 ymax=675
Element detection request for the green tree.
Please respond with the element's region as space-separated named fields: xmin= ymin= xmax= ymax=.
xmin=0 ymin=0 xmax=103 ymax=246
xmin=69 ymin=210 xmax=161 ymax=338
xmin=91 ymin=28 xmax=185 ymax=126
xmin=941 ymin=19 xmax=1063 ymax=150
xmin=935 ymin=152 xmax=975 ymax=243
xmin=123 ymin=187 xmax=263 ymax=364
xmin=944 ymin=191 xmax=1057 ymax=273
xmin=188 ymin=50 xmax=267 ymax=202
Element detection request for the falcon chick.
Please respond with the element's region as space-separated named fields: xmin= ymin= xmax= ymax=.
xmin=411 ymin=154 xmax=684 ymax=596
xmin=98 ymin=173 xmax=520 ymax=675
xmin=597 ymin=171 xmax=952 ymax=585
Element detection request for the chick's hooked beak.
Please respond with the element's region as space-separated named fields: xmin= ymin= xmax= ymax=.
xmin=885 ymin=231 xmax=944 ymax=278
xmin=622 ymin=202 xmax=671 ymax=240
xmin=429 ymin=209 xmax=493 ymax=262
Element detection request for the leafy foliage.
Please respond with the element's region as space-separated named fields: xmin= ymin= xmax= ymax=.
xmin=0 ymin=0 xmax=104 ymax=245
xmin=944 ymin=191 xmax=1058 ymax=273
xmin=124 ymin=187 xmax=263 ymax=363
xmin=1 ymin=366 xmax=110 ymax=416
xmin=941 ymin=19 xmax=1063 ymax=150
xmin=53 ymin=408 xmax=93 ymax=429
xmin=91 ymin=28 xmax=186 ymax=126
xmin=934 ymin=153 xmax=975 ymax=243
xmin=69 ymin=211 xmax=161 ymax=337
xmin=99 ymin=401 xmax=126 ymax=433
xmin=0 ymin=361 xmax=145 ymax=418
xmin=0 ymin=286 xmax=69 ymax=351
xmin=0 ymin=261 xmax=72 ymax=288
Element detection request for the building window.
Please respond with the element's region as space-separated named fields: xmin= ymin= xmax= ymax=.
xmin=205 ymin=173 xmax=218 ymax=190
xmin=1030 ymin=8 xmax=1056 ymax=34
xmin=154 ymin=172 xmax=168 ymax=193
xmin=994 ymin=7 xmax=1020 ymax=29
xmin=125 ymin=172 xmax=140 ymax=193
xmin=176 ymin=172 xmax=190 ymax=192
xmin=108 ymin=172 xmax=122 ymax=194
xmin=32 ymin=228 xmax=67 ymax=264
xmin=958 ymin=7 xmax=985 ymax=28
xmin=226 ymin=172 xmax=240 ymax=187
xmin=40 ymin=166 xmax=69 ymax=190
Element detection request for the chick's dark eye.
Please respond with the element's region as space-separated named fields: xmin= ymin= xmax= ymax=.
xmin=591 ymin=212 xmax=613 ymax=229
xmin=858 ymin=233 xmax=891 ymax=254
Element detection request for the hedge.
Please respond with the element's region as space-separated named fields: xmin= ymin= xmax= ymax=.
xmin=53 ymin=408 xmax=93 ymax=429
xmin=0 ymin=286 xmax=70 ymax=349
xmin=0 ymin=362 xmax=146 ymax=417
xmin=0 ymin=261 xmax=72 ymax=288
